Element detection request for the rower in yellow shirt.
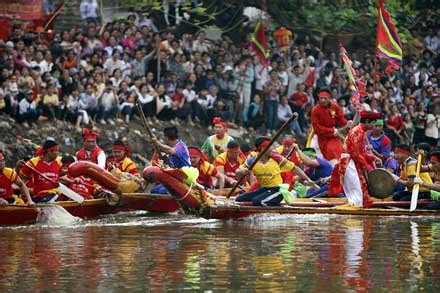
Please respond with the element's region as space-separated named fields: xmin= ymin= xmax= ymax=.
xmin=235 ymin=136 xmax=314 ymax=206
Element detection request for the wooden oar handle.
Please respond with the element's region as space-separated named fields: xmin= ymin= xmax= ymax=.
xmin=226 ymin=113 xmax=298 ymax=198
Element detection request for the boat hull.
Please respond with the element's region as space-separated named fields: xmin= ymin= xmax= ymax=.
xmin=201 ymin=201 xmax=440 ymax=220
xmin=120 ymin=193 xmax=181 ymax=213
xmin=0 ymin=199 xmax=115 ymax=226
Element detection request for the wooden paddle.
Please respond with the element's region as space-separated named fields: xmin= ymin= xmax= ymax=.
xmin=410 ymin=151 xmax=423 ymax=212
xmin=24 ymin=163 xmax=84 ymax=203
xmin=226 ymin=113 xmax=298 ymax=198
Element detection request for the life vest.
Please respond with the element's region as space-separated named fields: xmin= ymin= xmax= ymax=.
xmin=0 ymin=167 xmax=18 ymax=199
xmin=21 ymin=156 xmax=62 ymax=198
xmin=214 ymin=152 xmax=244 ymax=180
xmin=63 ymin=175 xmax=95 ymax=200
xmin=76 ymin=147 xmax=103 ymax=164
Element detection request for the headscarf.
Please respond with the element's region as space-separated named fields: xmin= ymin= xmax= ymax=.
xmin=82 ymin=128 xmax=100 ymax=140
xmin=212 ymin=117 xmax=227 ymax=130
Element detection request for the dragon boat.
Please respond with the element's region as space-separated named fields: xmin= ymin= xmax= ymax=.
xmin=139 ymin=166 xmax=440 ymax=220
xmin=0 ymin=199 xmax=115 ymax=226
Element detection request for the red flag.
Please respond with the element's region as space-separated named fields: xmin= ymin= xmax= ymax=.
xmin=376 ymin=0 xmax=402 ymax=66
xmin=250 ymin=21 xmax=270 ymax=67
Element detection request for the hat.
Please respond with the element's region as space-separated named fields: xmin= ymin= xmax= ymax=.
xmin=359 ymin=110 xmax=381 ymax=120
xmin=212 ymin=117 xmax=227 ymax=129
xmin=112 ymin=140 xmax=131 ymax=154
xmin=302 ymin=148 xmax=317 ymax=158
xmin=375 ymin=119 xmax=384 ymax=126
xmin=82 ymin=128 xmax=99 ymax=140
xmin=188 ymin=146 xmax=208 ymax=162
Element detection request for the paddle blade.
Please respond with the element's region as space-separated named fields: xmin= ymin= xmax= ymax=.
xmin=410 ymin=184 xmax=419 ymax=212
xmin=59 ymin=183 xmax=85 ymax=203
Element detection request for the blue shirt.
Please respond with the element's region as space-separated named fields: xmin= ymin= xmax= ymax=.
xmin=170 ymin=140 xmax=191 ymax=168
xmin=306 ymin=157 xmax=333 ymax=182
xmin=367 ymin=132 xmax=391 ymax=159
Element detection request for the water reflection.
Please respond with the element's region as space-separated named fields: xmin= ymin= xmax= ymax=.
xmin=0 ymin=215 xmax=440 ymax=292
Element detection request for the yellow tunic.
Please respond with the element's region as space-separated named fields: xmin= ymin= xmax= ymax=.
xmin=242 ymin=156 xmax=295 ymax=188
xmin=400 ymin=158 xmax=432 ymax=192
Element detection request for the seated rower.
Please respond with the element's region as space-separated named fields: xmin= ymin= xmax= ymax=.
xmin=108 ymin=140 xmax=139 ymax=175
xmin=392 ymin=144 xmax=433 ymax=201
xmin=189 ymin=147 xmax=224 ymax=189
xmin=61 ymin=155 xmax=95 ymax=200
xmin=0 ymin=151 xmax=34 ymax=206
xmin=20 ymin=139 xmax=63 ymax=203
xmin=275 ymin=136 xmax=302 ymax=190
xmin=235 ymin=136 xmax=315 ymax=206
xmin=295 ymin=147 xmax=333 ymax=198
xmin=414 ymin=150 xmax=440 ymax=193
xmin=214 ymin=141 xmax=246 ymax=188
xmin=150 ymin=126 xmax=191 ymax=194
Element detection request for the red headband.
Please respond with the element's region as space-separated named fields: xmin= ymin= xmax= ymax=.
xmin=188 ymin=147 xmax=209 ymax=163
xmin=395 ymin=147 xmax=410 ymax=155
xmin=0 ymin=152 xmax=4 ymax=160
xmin=360 ymin=110 xmax=381 ymax=120
xmin=227 ymin=146 xmax=240 ymax=151
xmin=213 ymin=117 xmax=227 ymax=129
xmin=82 ymin=128 xmax=99 ymax=140
xmin=257 ymin=140 xmax=271 ymax=152
xmin=112 ymin=145 xmax=131 ymax=154
xmin=430 ymin=156 xmax=439 ymax=163
xmin=318 ymin=91 xmax=331 ymax=98
xmin=282 ymin=138 xmax=295 ymax=146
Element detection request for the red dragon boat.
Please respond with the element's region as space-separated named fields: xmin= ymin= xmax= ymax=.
xmin=0 ymin=199 xmax=115 ymax=226
xmin=140 ymin=166 xmax=440 ymax=220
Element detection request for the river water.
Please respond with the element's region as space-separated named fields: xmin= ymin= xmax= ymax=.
xmin=1 ymin=212 xmax=439 ymax=292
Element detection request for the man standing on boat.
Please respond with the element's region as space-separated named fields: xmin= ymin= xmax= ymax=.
xmin=76 ymin=128 xmax=106 ymax=169
xmin=20 ymin=140 xmax=63 ymax=203
xmin=367 ymin=119 xmax=392 ymax=164
xmin=311 ymin=88 xmax=351 ymax=165
xmin=328 ymin=111 xmax=381 ymax=209
xmin=0 ymin=151 xmax=34 ymax=206
xmin=215 ymin=140 xmax=247 ymax=188
xmin=235 ymin=136 xmax=314 ymax=206
xmin=150 ymin=126 xmax=191 ymax=194
xmin=201 ymin=117 xmax=234 ymax=162
xmin=392 ymin=144 xmax=433 ymax=201
xmin=188 ymin=146 xmax=224 ymax=189
xmin=108 ymin=140 xmax=139 ymax=175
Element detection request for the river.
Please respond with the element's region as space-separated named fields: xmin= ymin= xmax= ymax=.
xmin=1 ymin=212 xmax=439 ymax=292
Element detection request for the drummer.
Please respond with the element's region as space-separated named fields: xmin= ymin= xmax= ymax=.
xmin=391 ymin=144 xmax=433 ymax=201
xmin=0 ymin=151 xmax=34 ymax=206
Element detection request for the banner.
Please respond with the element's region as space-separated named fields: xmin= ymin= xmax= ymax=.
xmin=0 ymin=0 xmax=42 ymax=21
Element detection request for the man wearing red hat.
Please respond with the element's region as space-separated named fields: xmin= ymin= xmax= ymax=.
xmin=215 ymin=140 xmax=247 ymax=187
xmin=108 ymin=140 xmax=139 ymax=175
xmin=0 ymin=151 xmax=34 ymax=206
xmin=76 ymin=128 xmax=106 ymax=169
xmin=189 ymin=146 xmax=224 ymax=189
xmin=20 ymin=140 xmax=63 ymax=203
xmin=201 ymin=117 xmax=234 ymax=162
xmin=275 ymin=136 xmax=302 ymax=189
xmin=311 ymin=88 xmax=351 ymax=164
xmin=329 ymin=111 xmax=381 ymax=208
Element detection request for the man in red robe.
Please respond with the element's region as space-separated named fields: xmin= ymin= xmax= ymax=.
xmin=311 ymin=89 xmax=350 ymax=164
xmin=328 ymin=111 xmax=381 ymax=208
xmin=76 ymin=128 xmax=106 ymax=169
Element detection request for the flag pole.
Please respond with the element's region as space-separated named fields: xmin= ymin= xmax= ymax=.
xmin=372 ymin=0 xmax=382 ymax=96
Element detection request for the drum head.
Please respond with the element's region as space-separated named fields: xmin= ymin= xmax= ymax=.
xmin=367 ymin=168 xmax=395 ymax=199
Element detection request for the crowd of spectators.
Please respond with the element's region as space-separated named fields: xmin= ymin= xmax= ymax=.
xmin=0 ymin=7 xmax=439 ymax=149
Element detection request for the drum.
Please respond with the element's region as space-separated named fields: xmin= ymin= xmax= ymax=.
xmin=367 ymin=168 xmax=396 ymax=199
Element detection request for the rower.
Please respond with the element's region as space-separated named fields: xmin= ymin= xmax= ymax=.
xmin=150 ymin=126 xmax=190 ymax=194
xmin=61 ymin=155 xmax=95 ymax=200
xmin=201 ymin=117 xmax=234 ymax=162
xmin=235 ymin=136 xmax=315 ymax=206
xmin=295 ymin=147 xmax=333 ymax=198
xmin=20 ymin=139 xmax=63 ymax=203
xmin=275 ymin=136 xmax=302 ymax=190
xmin=189 ymin=146 xmax=224 ymax=189
xmin=76 ymin=128 xmax=106 ymax=169
xmin=108 ymin=140 xmax=139 ymax=175
xmin=414 ymin=150 xmax=440 ymax=192
xmin=391 ymin=144 xmax=433 ymax=201
xmin=0 ymin=151 xmax=34 ymax=206
xmin=215 ymin=141 xmax=247 ymax=188
xmin=367 ymin=119 xmax=392 ymax=163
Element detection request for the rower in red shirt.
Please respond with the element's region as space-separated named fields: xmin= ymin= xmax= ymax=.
xmin=311 ymin=88 xmax=351 ymax=164
xmin=214 ymin=140 xmax=246 ymax=187
xmin=107 ymin=140 xmax=139 ymax=175
xmin=76 ymin=128 xmax=106 ymax=169
xmin=61 ymin=155 xmax=95 ymax=200
xmin=275 ymin=136 xmax=302 ymax=189
xmin=0 ymin=151 xmax=34 ymax=206
xmin=189 ymin=146 xmax=225 ymax=189
xmin=20 ymin=140 xmax=63 ymax=203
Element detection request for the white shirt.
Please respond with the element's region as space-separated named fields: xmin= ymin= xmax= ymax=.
xmin=183 ymin=89 xmax=196 ymax=102
xmin=18 ymin=98 xmax=36 ymax=115
xmin=425 ymin=113 xmax=439 ymax=139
